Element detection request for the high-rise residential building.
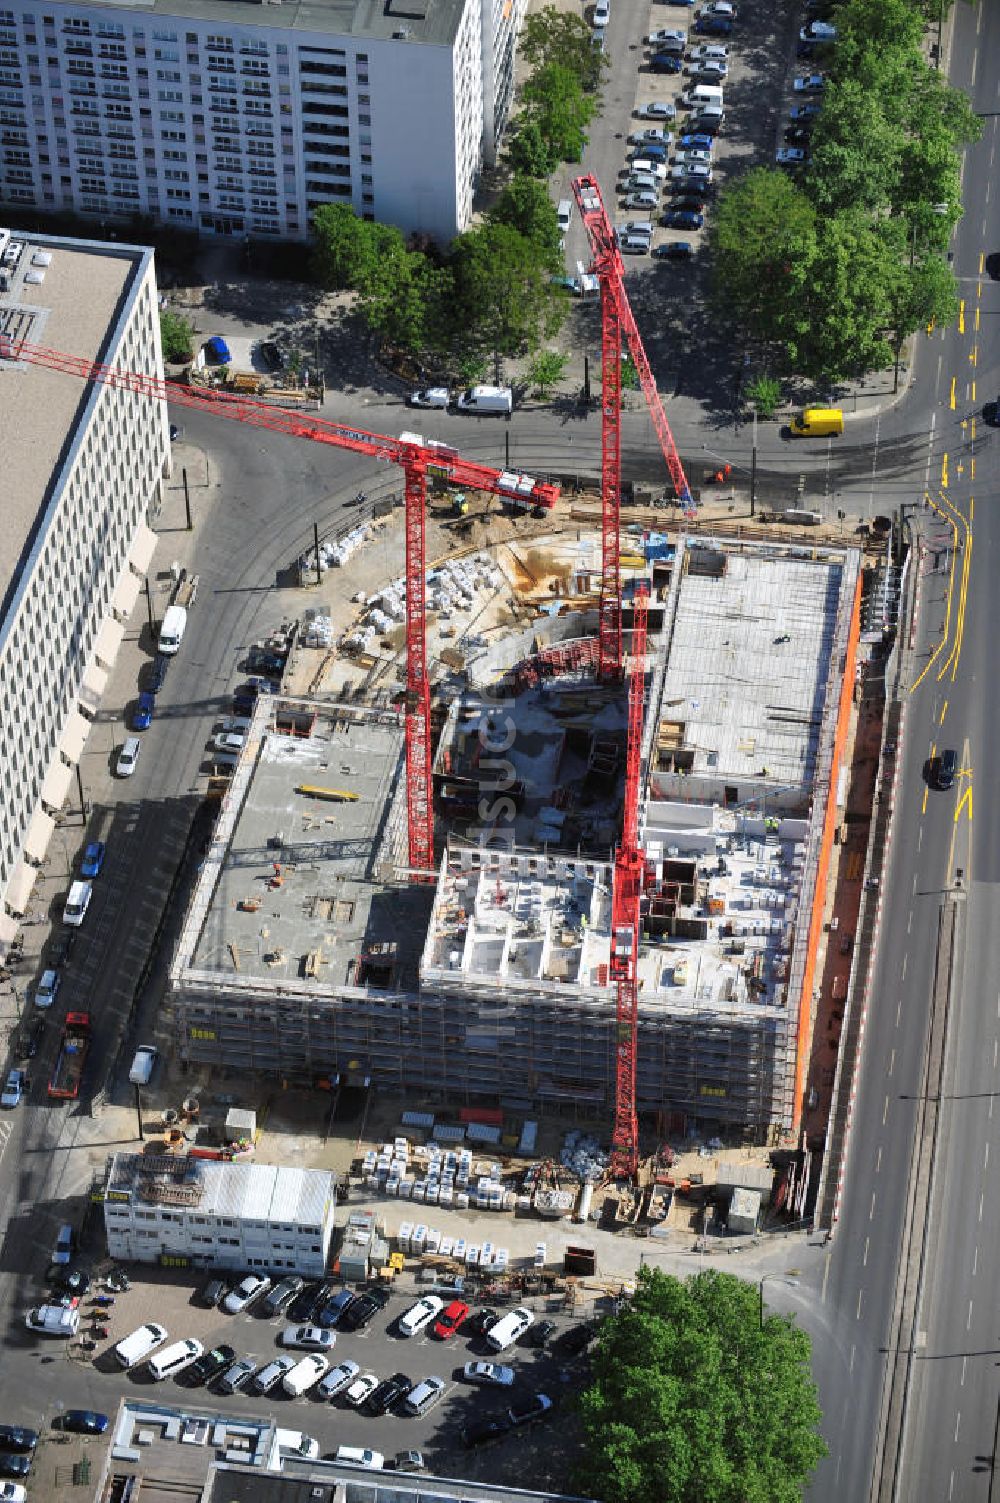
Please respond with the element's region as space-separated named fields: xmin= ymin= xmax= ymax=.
xmin=0 ymin=227 xmax=166 ymax=948
xmin=0 ymin=0 xmax=524 ymax=244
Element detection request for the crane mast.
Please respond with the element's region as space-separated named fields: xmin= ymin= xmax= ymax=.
xmin=0 ymin=336 xmax=558 ymax=875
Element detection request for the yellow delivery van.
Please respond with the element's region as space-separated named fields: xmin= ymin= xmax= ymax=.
xmin=789 ymin=407 xmax=844 ymax=437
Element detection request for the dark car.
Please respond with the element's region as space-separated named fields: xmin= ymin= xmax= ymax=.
xmin=199 ymin=1277 xmax=228 ymax=1308
xmin=0 ymin=1429 xmax=37 ymax=1454
xmin=62 ymin=1411 xmax=109 ymax=1436
xmin=80 ymin=841 xmax=106 ymax=878
xmin=785 ymin=125 xmax=813 ymax=145
xmin=0 ymin=1454 xmax=30 ymax=1478
xmin=105 ymin=1266 xmax=131 ymax=1293
xmin=287 ymin=1280 xmax=325 ymax=1323
xmin=650 ymin=52 xmax=683 ymax=72
xmin=262 ymin=1275 xmax=305 ymax=1317
xmin=339 ymin=1285 xmax=391 ymax=1332
xmin=653 ymin=241 xmax=694 ymax=259
xmin=22 ymin=1018 xmax=45 ymax=1060
xmin=316 ymin=1288 xmax=357 ymax=1329
xmin=149 ymin=653 xmax=170 ymax=693
xmin=663 ymin=209 xmax=704 ymax=230
xmin=367 ymin=1373 xmax=413 ymax=1416
xmin=789 ymin=103 xmax=821 ymax=122
xmin=189 ymin=1344 xmax=236 ymax=1385
xmin=693 ymin=15 xmax=733 ymax=33
xmin=463 ymin=1415 xmax=512 ymax=1448
xmin=132 ymin=691 xmax=156 ymax=730
xmin=986 ymin=252 xmax=1000 ymax=280
xmin=935 ymin=749 xmax=957 ymax=790
xmin=49 ymin=1266 xmax=90 ymax=1297
xmin=554 ymin=1322 xmax=597 ymax=1358
xmin=216 ymin=1357 xmax=258 ymax=1395
xmin=466 ymin=1307 xmax=499 ymax=1338
xmin=527 ymin=1319 xmax=558 ymax=1349
xmin=509 ymin=1393 xmax=554 ymax=1427
xmin=670 ymin=196 xmax=707 ymax=214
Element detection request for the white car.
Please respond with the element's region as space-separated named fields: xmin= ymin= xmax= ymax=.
xmin=775 ymin=147 xmax=808 ymax=165
xmin=282 ymin=1353 xmax=329 ymax=1397
xmin=689 ymin=58 xmax=727 ymax=78
xmin=317 ymin=1358 xmax=360 ymax=1399
xmin=116 ymin=736 xmax=140 ymax=778
xmin=800 ymin=20 xmax=836 ymax=40
xmin=214 ymin=731 xmax=245 ymax=754
xmin=0 ymin=1484 xmax=27 ymax=1503
xmin=344 ymin=1372 xmax=380 ymax=1407
xmin=280 ymin=1325 xmax=337 ymax=1352
xmin=628 ymin=127 xmax=673 ymax=146
xmin=463 ymin=1361 xmax=516 ymax=1387
xmin=636 ymin=100 xmax=676 ymax=120
xmin=646 ymin=28 xmax=685 ymax=44
xmin=673 ymin=148 xmax=713 ymax=166
xmin=223 ymin=1274 xmax=272 ymax=1314
xmin=670 ymin=163 xmax=713 ymax=182
xmin=689 ymin=43 xmax=728 ymax=60
xmin=624 ymin=192 xmax=660 ymax=210
xmin=34 ymin=968 xmax=60 ymax=1009
xmin=701 ymin=0 xmax=736 ymax=16
xmin=398 ymin=1295 xmax=444 ymax=1337
xmin=408 ymin=387 xmax=450 ymax=409
xmin=486 ymin=1307 xmax=535 ymax=1351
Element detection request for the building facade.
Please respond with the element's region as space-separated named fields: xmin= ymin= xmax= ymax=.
xmin=0 ymin=227 xmax=165 ymax=949
xmin=0 ymin=0 xmax=509 ymax=244
xmin=101 ymin=1152 xmax=337 ymax=1276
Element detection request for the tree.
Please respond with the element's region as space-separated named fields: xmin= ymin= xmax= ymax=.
xmin=746 ymin=374 xmax=782 ymax=418
xmin=450 ymin=222 xmax=566 ymax=371
xmin=505 ymin=119 xmax=558 ymax=179
xmin=158 ymin=310 xmax=194 ymax=363
xmin=520 ymin=6 xmax=607 ymax=93
xmin=577 ymin=1267 xmax=826 ymax=1503
xmin=522 ymin=62 xmax=596 ymax=165
xmin=488 ymin=176 xmax=564 ymax=272
xmin=527 ymin=349 xmax=570 ymax=397
xmin=710 ymin=169 xmax=817 ymax=353
xmin=311 ymin=202 xmax=375 ymax=290
xmin=796 ymin=208 xmax=898 ymax=381
xmin=807 ymin=79 xmax=901 ymax=216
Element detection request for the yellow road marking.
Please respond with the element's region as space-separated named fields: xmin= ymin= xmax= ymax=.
xmin=959 ymin=300 xmax=965 ymax=333
xmin=940 ymin=701 xmax=948 ymax=724
xmin=955 ymin=787 xmax=973 ymax=823
xmin=975 ymin=305 xmax=981 ymax=332
xmin=971 ymin=344 xmax=978 ymax=367
xmin=979 ymin=252 xmax=984 ymax=274
xmin=949 ymin=379 xmax=956 ymax=411
xmin=942 ymin=452 xmax=949 ymax=486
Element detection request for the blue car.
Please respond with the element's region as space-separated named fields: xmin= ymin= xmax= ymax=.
xmin=132 ymin=690 xmax=155 ymax=729
xmin=80 ymin=841 xmax=106 ymax=878
xmin=694 ymin=16 xmax=733 ymax=33
xmin=650 ymin=52 xmax=683 ymax=71
xmin=635 ymin=143 xmax=669 ymax=162
xmin=789 ymin=103 xmax=822 ymax=121
xmin=678 ymin=133 xmax=714 ymax=151
xmin=653 ymin=241 xmax=694 ymax=259
xmin=62 ymin=1411 xmax=109 ymax=1436
xmin=663 ymin=209 xmax=704 ymax=230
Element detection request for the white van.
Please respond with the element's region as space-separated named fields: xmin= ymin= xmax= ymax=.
xmin=281 ymin=1354 xmax=329 ymax=1397
xmin=62 ymin=880 xmax=93 ymax=928
xmin=148 ymin=1337 xmax=203 ymax=1381
xmin=158 ymin=604 xmax=187 ymax=655
xmin=128 ymin=1045 xmax=157 ymax=1085
xmin=557 ymin=199 xmax=573 ymax=233
xmin=398 ymin=1294 xmax=444 ymax=1337
xmin=336 ymin=1446 xmax=385 ymax=1471
xmin=624 ymin=159 xmax=667 ymax=181
xmin=486 ymin=1307 xmax=534 ymax=1351
xmin=682 ymin=84 xmax=724 ymax=110
xmin=114 ymin=1322 xmax=168 ymax=1370
xmin=455 ymin=385 xmax=513 ymax=415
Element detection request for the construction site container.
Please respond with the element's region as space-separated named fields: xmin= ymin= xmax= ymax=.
xmin=398 ymin=1223 xmax=413 ymax=1253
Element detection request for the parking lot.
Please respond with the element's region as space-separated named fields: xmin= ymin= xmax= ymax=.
xmin=19 ymin=1265 xmax=595 ymax=1488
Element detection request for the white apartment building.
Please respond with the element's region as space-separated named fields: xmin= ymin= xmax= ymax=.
xmin=0 ymin=227 xmax=166 ymax=950
xmin=101 ymin=1152 xmax=338 ymax=1276
xmin=0 ymin=0 xmax=519 ymax=245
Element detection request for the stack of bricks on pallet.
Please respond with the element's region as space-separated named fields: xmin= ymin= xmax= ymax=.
xmin=398 ymin=1222 xmax=510 ymax=1271
xmin=363 ymin=1138 xmax=515 ymax=1211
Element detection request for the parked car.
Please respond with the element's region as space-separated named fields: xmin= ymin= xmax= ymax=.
xmin=463 ymin=1416 xmax=512 ymax=1448
xmin=653 ymin=239 xmax=695 ymax=257
xmin=433 ymin=1300 xmax=470 ymax=1340
xmin=115 ymin=738 xmax=140 ymax=779
xmin=785 ymin=125 xmax=812 ymax=144
xmin=280 ymin=1325 xmax=336 ymax=1352
xmin=404 ymin=1377 xmax=446 ymax=1416
xmin=1 ymin=1070 xmax=27 ymax=1109
xmin=527 ymin=1319 xmax=558 ymax=1349
xmin=216 ymin=1357 xmax=258 ymax=1394
xmin=670 ymin=163 xmax=712 ymax=183
xmin=466 ymin=1308 xmax=499 ymax=1338
xmin=344 ymin=1373 xmax=380 ymax=1408
xmin=776 ymin=147 xmax=808 ymax=165
xmin=701 ymin=0 xmax=737 ymax=16
xmin=0 ymin=1459 xmax=29 ymax=1481
xmin=367 ymin=1372 xmax=412 ymax=1415
xmin=800 ymin=19 xmax=836 ymax=39
xmin=149 ymin=654 xmax=170 ymax=693
xmin=624 ymin=192 xmax=660 ymax=210
xmin=663 ymin=209 xmax=704 ymax=229
xmin=338 ymin=1286 xmax=390 ymax=1331
xmin=646 ymin=26 xmax=685 ymax=43
xmin=80 ymin=842 xmax=106 ymax=878
xmin=393 ymin=1451 xmax=426 ymax=1472
xmin=33 ymin=969 xmax=60 ymax=1009
xmin=670 ymin=194 xmax=708 ymax=213
xmin=408 ymin=387 xmax=450 ymax=409
xmin=250 ymin=1355 xmax=295 ymax=1395
xmin=789 ymin=103 xmax=822 ymax=121
xmin=688 ymin=42 xmax=728 ymax=60
xmin=22 ymin=1019 xmax=45 ymax=1059
xmin=223 ymin=1274 xmax=272 ymax=1314
xmin=398 ymin=1296 xmax=444 ymax=1337
xmin=793 ymin=73 xmax=826 ymax=92
xmin=282 ymin=1353 xmax=329 ymax=1397
xmin=286 ymin=1281 xmax=324 ymax=1323
xmin=673 ymin=147 xmax=713 ymax=167
xmin=486 ymin=1307 xmax=534 ymax=1351
xmin=649 ymin=52 xmax=683 ymax=72
xmin=61 ymin=1412 xmax=109 ymax=1436
xmin=0 ymin=1433 xmax=36 ymax=1457
xmin=464 ymin=1361 xmax=516 ymax=1387
xmin=199 ymin=1277 xmax=228 ymax=1308
xmin=628 ymin=127 xmax=672 ymax=146
xmin=689 ymin=59 xmax=728 ymax=79
xmin=677 ymin=132 xmax=714 ymax=150
xmin=189 ymin=1345 xmax=237 ymax=1385
xmin=554 ymin=1322 xmax=597 ymax=1357
xmin=262 ymin=1276 xmax=305 ymax=1317
xmin=317 ymin=1358 xmax=361 ymax=1399
xmin=509 ymin=1393 xmax=554 ymax=1427
xmin=316 ymin=1288 xmax=358 ymax=1329
xmin=693 ymin=14 xmax=732 ymax=33
xmin=636 ymin=100 xmax=677 ymax=119
xmin=213 ymin=732 xmax=246 ymax=756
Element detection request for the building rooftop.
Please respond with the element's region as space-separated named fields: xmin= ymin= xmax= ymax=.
xmin=81 ymin=0 xmax=467 ymax=50
xmin=175 ymin=699 xmax=433 ymax=994
xmin=105 ymin=1151 xmax=335 ymax=1227
xmin=0 ymin=231 xmax=147 ymax=618
xmin=209 ymin=1459 xmax=596 ymax=1502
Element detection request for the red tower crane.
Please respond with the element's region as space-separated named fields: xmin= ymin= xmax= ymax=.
xmin=609 ymin=584 xmax=649 ymax=1178
xmin=571 ymin=175 xmax=693 ymax=681
xmin=0 ymin=336 xmax=558 ymax=874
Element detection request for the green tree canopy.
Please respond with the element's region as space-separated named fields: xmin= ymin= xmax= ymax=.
xmin=449 ymin=222 xmax=565 ymax=366
xmin=709 ymin=167 xmax=817 ymax=351
xmin=577 ymin=1267 xmax=826 ymax=1503
xmin=522 ymin=61 xmax=595 ymax=164
xmin=520 ymin=6 xmax=607 ymax=93
xmin=505 ymin=118 xmax=558 ymax=178
xmin=311 ymin=202 xmax=375 ymax=290
xmin=487 ymin=175 xmax=564 ymax=271
xmin=158 ymin=310 xmax=193 ymax=363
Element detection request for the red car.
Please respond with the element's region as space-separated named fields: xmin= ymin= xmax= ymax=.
xmin=433 ymin=1300 xmax=470 ymax=1340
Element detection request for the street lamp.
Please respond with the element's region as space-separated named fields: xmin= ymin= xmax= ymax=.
xmin=759 ymin=1271 xmax=800 ymax=1329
